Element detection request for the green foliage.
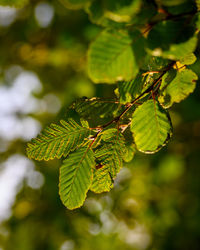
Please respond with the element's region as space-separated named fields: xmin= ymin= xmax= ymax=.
xmin=59 ymin=147 xmax=94 ymax=209
xmin=91 ymin=129 xmax=126 ymax=193
xmin=159 ymin=69 xmax=198 ymax=108
xmin=96 ymin=129 xmax=126 ymax=178
xmin=88 ymin=29 xmax=145 ymax=83
xmin=179 ymin=53 xmax=197 ymax=65
xmin=72 ymin=97 xmax=122 ymax=118
xmin=131 ymin=100 xmax=172 ymax=153
xmin=26 ymin=119 xmax=91 ymax=161
xmin=26 ymin=0 xmax=200 ymax=209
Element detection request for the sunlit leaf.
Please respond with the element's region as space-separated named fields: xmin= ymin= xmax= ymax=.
xmin=72 ymin=97 xmax=122 ymax=118
xmin=118 ymin=72 xmax=154 ymax=104
xmin=159 ymin=69 xmax=198 ymax=108
xmin=179 ymin=53 xmax=197 ymax=65
xmin=131 ymin=100 xmax=172 ymax=153
xmin=26 ymin=119 xmax=91 ymax=161
xmin=123 ymin=144 xmax=135 ymax=162
xmin=97 ymin=129 xmax=126 ymax=177
xmin=90 ymin=164 xmax=113 ymax=193
xmin=59 ymin=147 xmax=95 ymax=209
xmin=88 ymin=29 xmax=145 ymax=83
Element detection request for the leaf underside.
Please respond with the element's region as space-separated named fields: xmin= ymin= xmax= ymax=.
xmin=26 ymin=119 xmax=90 ymax=161
xmin=59 ymin=147 xmax=95 ymax=210
xmin=91 ymin=129 xmax=126 ymax=193
xmin=131 ymin=100 xmax=172 ymax=153
xmin=88 ymin=29 xmax=138 ymax=83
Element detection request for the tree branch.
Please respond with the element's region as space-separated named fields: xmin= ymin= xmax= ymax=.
xmin=100 ymin=61 xmax=176 ymax=130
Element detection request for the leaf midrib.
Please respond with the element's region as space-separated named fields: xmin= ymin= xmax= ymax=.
xmin=28 ymin=128 xmax=89 ymax=150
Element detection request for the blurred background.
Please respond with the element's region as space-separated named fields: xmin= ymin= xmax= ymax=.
xmin=0 ymin=1 xmax=200 ymax=249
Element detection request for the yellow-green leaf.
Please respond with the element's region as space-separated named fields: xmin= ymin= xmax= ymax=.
xmin=131 ymin=100 xmax=172 ymax=153
xmin=59 ymin=147 xmax=95 ymax=209
xmin=26 ymin=119 xmax=91 ymax=161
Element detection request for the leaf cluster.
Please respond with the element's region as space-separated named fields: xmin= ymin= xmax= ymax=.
xmin=26 ymin=0 xmax=199 ymax=209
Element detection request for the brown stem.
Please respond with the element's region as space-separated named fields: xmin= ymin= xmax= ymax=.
xmin=100 ymin=61 xmax=176 ymax=131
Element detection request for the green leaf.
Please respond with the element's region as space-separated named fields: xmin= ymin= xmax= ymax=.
xmin=179 ymin=53 xmax=197 ymax=65
xmin=140 ymin=55 xmax=170 ymax=71
xmin=96 ymin=129 xmax=126 ymax=178
xmin=131 ymin=100 xmax=172 ymax=153
xmin=88 ymin=29 xmax=145 ymax=83
xmin=159 ymin=69 xmax=198 ymax=108
xmin=90 ymin=164 xmax=113 ymax=193
xmin=123 ymin=144 xmax=135 ymax=162
xmin=118 ymin=66 xmax=167 ymax=104
xmin=26 ymin=119 xmax=91 ymax=161
xmin=90 ymin=129 xmax=126 ymax=194
xmin=59 ymin=147 xmax=95 ymax=209
xmin=72 ymin=97 xmax=121 ymax=119
xmin=118 ymin=72 xmax=155 ymax=104
xmin=59 ymin=0 xmax=91 ymax=9
xmin=0 ymin=0 xmax=29 ymax=7
xmin=147 ymin=20 xmax=198 ymax=60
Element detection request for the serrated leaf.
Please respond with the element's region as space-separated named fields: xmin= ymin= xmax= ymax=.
xmin=90 ymin=130 xmax=125 ymax=194
xmin=59 ymin=147 xmax=95 ymax=209
xmin=118 ymin=73 xmax=150 ymax=104
xmin=118 ymin=68 xmax=165 ymax=104
xmin=90 ymin=164 xmax=113 ymax=193
xmin=88 ymin=29 xmax=144 ymax=83
xmin=26 ymin=119 xmax=91 ymax=161
xmin=90 ymin=129 xmax=126 ymax=194
xmin=72 ymin=97 xmax=121 ymax=119
xmin=96 ymin=129 xmax=126 ymax=178
xmin=159 ymin=69 xmax=198 ymax=108
xmin=131 ymin=100 xmax=172 ymax=153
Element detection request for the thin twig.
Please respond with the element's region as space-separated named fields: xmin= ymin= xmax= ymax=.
xmin=100 ymin=61 xmax=176 ymax=130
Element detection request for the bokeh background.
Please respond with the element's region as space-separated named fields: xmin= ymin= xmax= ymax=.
xmin=0 ymin=1 xmax=200 ymax=249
